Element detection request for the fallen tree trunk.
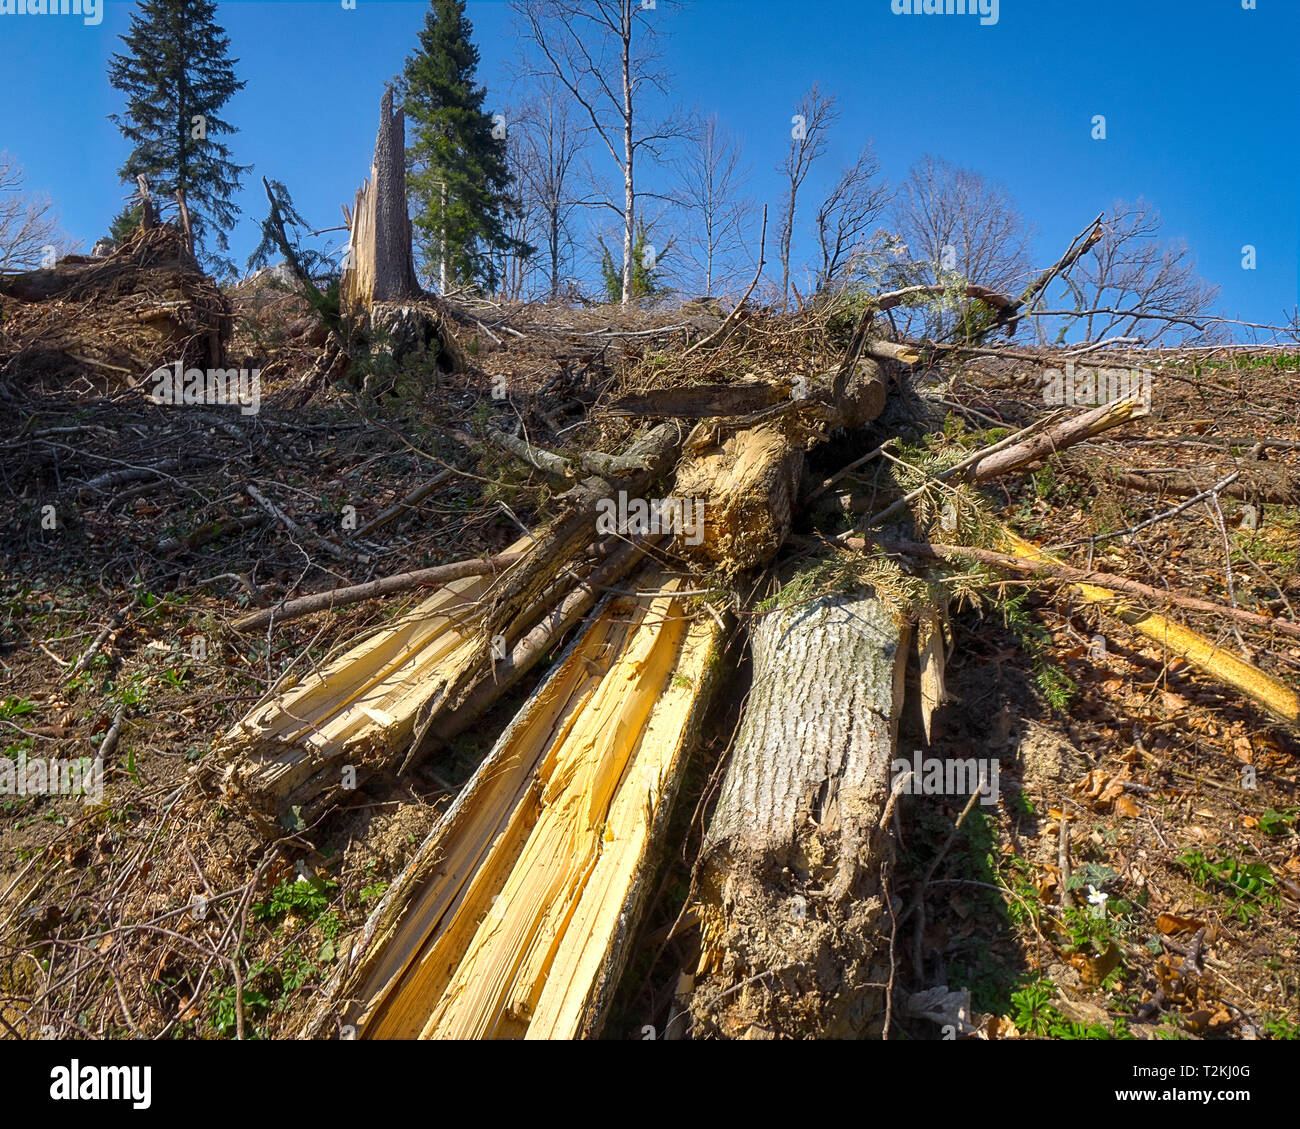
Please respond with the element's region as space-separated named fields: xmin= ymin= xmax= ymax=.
xmin=688 ymin=589 xmax=911 ymax=1039
xmin=1109 ymin=468 xmax=1298 ymax=505
xmin=213 ymin=535 xmax=657 ymax=823
xmin=882 ymin=540 xmax=1300 ymax=644
xmin=304 ymin=579 xmax=723 ymax=1039
xmin=215 ymin=419 xmax=686 ymax=822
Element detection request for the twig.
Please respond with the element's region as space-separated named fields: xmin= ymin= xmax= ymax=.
xmin=231 ymin=550 xmax=523 ymax=632
xmin=66 ymin=596 xmax=140 ymax=680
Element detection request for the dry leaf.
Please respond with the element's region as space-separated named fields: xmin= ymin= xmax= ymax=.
xmin=1115 ymin=793 xmax=1140 ymax=818
xmin=1156 ymin=913 xmax=1204 ymax=935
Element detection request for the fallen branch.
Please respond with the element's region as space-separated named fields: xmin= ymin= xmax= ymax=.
xmin=846 ymin=395 xmax=1148 ymax=534
xmin=231 ymin=551 xmax=524 ymax=633
xmin=1000 ymin=530 xmax=1299 ymax=726
xmin=246 ymin=483 xmax=364 ymax=564
xmin=879 ymin=540 xmax=1300 ymax=643
xmin=353 ymin=470 xmax=455 ymax=539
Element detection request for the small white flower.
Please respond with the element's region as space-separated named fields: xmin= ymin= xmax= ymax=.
xmin=1087 ymin=885 xmax=1108 ymax=917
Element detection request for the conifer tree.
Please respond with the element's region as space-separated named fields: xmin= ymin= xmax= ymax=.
xmin=599 ymin=221 xmax=669 ymax=304
xmin=402 ymin=0 xmax=529 ymax=292
xmin=108 ymin=0 xmax=249 ymax=271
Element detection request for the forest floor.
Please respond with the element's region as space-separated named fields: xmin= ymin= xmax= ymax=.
xmin=0 ymin=275 xmax=1296 ymax=1040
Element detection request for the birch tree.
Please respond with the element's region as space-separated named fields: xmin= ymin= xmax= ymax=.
xmin=512 ymin=0 xmax=678 ymax=305
xmin=675 ymin=113 xmax=752 ymax=297
xmin=777 ymin=83 xmax=837 ymax=306
xmin=509 ymin=79 xmax=589 ymax=299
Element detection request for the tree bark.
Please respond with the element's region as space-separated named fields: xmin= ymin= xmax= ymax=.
xmin=341 ymin=89 xmax=421 ymax=315
xmin=689 ymin=591 xmax=910 ymax=1039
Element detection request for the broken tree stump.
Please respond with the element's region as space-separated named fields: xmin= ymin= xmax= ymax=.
xmin=341 ymin=89 xmax=420 ymax=314
xmin=335 ymin=89 xmax=467 ymax=382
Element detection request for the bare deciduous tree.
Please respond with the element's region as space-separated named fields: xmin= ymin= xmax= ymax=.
xmin=777 ymin=83 xmax=838 ymax=307
xmin=814 ymin=142 xmax=890 ymax=294
xmin=506 ymin=80 xmax=589 ymax=300
xmin=890 ymin=154 xmax=1033 ymax=337
xmin=0 ymin=152 xmax=74 ymax=272
xmin=674 ymin=113 xmax=753 ymax=298
xmin=512 ymin=0 xmax=679 ymax=306
xmin=1053 ymin=198 xmax=1221 ymax=346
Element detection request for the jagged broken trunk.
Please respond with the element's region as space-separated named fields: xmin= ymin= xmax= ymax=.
xmin=303 ymin=582 xmax=724 ymax=1039
xmin=325 ymin=89 xmax=467 ymax=387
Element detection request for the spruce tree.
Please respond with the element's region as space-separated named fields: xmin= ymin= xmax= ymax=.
xmin=402 ymin=0 xmax=528 ymax=292
xmin=108 ymin=0 xmax=249 ymax=272
xmin=599 ymin=221 xmax=669 ymax=304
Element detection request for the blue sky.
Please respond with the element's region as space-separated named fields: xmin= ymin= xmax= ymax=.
xmin=1 ymin=0 xmax=1296 ymax=329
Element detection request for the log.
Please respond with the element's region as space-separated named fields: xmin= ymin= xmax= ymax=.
xmin=215 ymin=423 xmax=685 ymax=823
xmin=999 ymin=531 xmax=1300 ymax=726
xmin=689 ymin=589 xmax=911 ymax=1039
xmin=673 ymin=358 xmax=891 ymax=574
xmin=881 ymin=540 xmax=1300 ymax=644
xmin=213 ymin=552 xmax=517 ymax=823
xmin=1109 ymin=468 xmax=1298 ymax=505
xmin=303 ymin=579 xmax=724 ymax=1039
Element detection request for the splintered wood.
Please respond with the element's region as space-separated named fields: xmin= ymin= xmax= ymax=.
xmin=306 ymin=578 xmax=720 ymax=1039
xmin=1002 ymin=531 xmax=1300 ymax=725
xmin=215 ymin=567 xmax=493 ymax=817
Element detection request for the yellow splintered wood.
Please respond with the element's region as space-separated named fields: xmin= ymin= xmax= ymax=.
xmin=216 ymin=538 xmax=533 ymax=790
xmin=352 ymin=579 xmax=717 ymax=1040
xmin=1003 ymin=531 xmax=1299 ymax=725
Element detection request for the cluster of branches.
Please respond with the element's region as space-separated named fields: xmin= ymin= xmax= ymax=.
xmin=0 ymin=152 xmax=75 ymax=272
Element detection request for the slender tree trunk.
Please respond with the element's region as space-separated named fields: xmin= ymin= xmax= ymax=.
xmin=780 ymin=181 xmax=796 ymax=308
xmin=549 ymin=200 xmax=560 ymax=299
xmin=621 ymin=6 xmax=634 ymax=306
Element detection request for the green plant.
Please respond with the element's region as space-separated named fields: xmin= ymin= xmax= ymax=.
xmin=1180 ymin=849 xmax=1279 ymax=922
xmin=253 ymin=876 xmax=338 ymax=924
xmin=0 ymin=697 xmax=37 ymax=721
xmin=1258 ymin=808 xmax=1296 ymax=836
xmin=998 ymin=591 xmax=1077 ymax=710
xmin=1010 ymin=979 xmax=1059 ymax=1036
xmin=358 ymin=879 xmax=388 ymax=904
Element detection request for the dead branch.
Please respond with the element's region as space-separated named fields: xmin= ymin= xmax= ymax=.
xmin=231 ymin=551 xmax=524 ymax=633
